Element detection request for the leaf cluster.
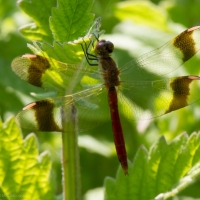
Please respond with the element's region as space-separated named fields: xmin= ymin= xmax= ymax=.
xmin=1 ymin=0 xmax=200 ymax=199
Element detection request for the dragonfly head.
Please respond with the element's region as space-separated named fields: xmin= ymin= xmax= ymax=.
xmin=95 ymin=40 xmax=114 ymax=55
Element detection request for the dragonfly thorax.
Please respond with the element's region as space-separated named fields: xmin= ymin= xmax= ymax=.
xmin=94 ymin=40 xmax=119 ymax=88
xmin=95 ymin=40 xmax=114 ymax=56
xmin=98 ymin=54 xmax=120 ymax=88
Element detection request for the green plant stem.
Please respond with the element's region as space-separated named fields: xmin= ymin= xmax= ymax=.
xmin=61 ymin=104 xmax=81 ymax=200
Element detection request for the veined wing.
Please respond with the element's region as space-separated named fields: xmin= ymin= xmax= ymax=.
xmin=15 ymin=75 xmax=200 ymax=131
xmin=119 ymin=75 xmax=200 ymax=120
xmin=15 ymin=85 xmax=111 ymax=132
xmin=11 ymin=43 xmax=100 ymax=94
xmin=120 ymin=26 xmax=200 ymax=81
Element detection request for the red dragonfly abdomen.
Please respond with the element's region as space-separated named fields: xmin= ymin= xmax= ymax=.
xmin=95 ymin=40 xmax=128 ymax=174
xmin=108 ymin=86 xmax=128 ymax=175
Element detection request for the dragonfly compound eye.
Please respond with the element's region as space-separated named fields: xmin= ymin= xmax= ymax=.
xmin=95 ymin=40 xmax=114 ymax=54
xmin=106 ymin=41 xmax=114 ymax=53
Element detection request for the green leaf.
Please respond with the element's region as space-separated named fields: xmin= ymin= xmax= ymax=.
xmin=18 ymin=0 xmax=57 ymax=43
xmin=49 ymin=0 xmax=95 ymax=42
xmin=0 ymin=0 xmax=17 ymax=19
xmin=12 ymin=2 xmax=101 ymax=94
xmin=104 ymin=132 xmax=200 ymax=200
xmin=0 ymin=118 xmax=55 ymax=200
xmin=167 ymin=0 xmax=200 ymax=28
xmin=114 ymin=1 xmax=169 ymax=32
xmin=20 ymin=31 xmax=99 ymax=96
xmin=18 ymin=0 xmax=95 ymax=43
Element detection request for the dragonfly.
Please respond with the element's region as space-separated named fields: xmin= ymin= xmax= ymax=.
xmin=12 ymin=26 xmax=200 ymax=174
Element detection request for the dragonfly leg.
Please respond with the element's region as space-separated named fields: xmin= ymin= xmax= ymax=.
xmin=81 ymin=43 xmax=98 ymax=66
xmin=80 ymin=37 xmax=99 ymax=66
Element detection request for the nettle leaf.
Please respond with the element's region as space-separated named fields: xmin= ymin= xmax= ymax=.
xmin=12 ymin=0 xmax=101 ymax=97
xmin=49 ymin=0 xmax=95 ymax=42
xmin=18 ymin=0 xmax=57 ymax=43
xmin=12 ymin=15 xmax=102 ymax=98
xmin=0 ymin=118 xmax=55 ymax=200
xmin=18 ymin=0 xmax=95 ymax=43
xmin=104 ymin=132 xmax=200 ymax=200
xmin=114 ymin=1 xmax=169 ymax=32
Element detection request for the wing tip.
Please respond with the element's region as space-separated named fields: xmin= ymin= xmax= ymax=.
xmin=23 ymin=102 xmax=37 ymax=110
xmin=188 ymin=75 xmax=200 ymax=80
xmin=187 ymin=26 xmax=200 ymax=32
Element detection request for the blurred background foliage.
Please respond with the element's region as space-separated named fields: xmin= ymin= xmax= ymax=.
xmin=1 ymin=0 xmax=200 ymax=199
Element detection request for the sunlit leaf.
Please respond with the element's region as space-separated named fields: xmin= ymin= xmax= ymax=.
xmin=18 ymin=0 xmax=57 ymax=42
xmin=49 ymin=0 xmax=95 ymax=42
xmin=114 ymin=1 xmax=169 ymax=32
xmin=0 ymin=118 xmax=55 ymax=200
xmin=104 ymin=132 xmax=200 ymax=200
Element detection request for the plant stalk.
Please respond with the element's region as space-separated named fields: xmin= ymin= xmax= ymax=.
xmin=61 ymin=104 xmax=81 ymax=200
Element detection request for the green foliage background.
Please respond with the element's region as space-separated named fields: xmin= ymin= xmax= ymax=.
xmin=1 ymin=0 xmax=200 ymax=199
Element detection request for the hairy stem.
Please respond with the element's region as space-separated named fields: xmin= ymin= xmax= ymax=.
xmin=61 ymin=104 xmax=81 ymax=200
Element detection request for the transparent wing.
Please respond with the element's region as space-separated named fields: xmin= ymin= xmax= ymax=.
xmin=15 ymin=85 xmax=111 ymax=132
xmin=119 ymin=76 xmax=200 ymax=120
xmin=15 ymin=75 xmax=200 ymax=132
xmin=11 ymin=41 xmax=101 ymax=94
xmin=120 ymin=26 xmax=200 ymax=81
